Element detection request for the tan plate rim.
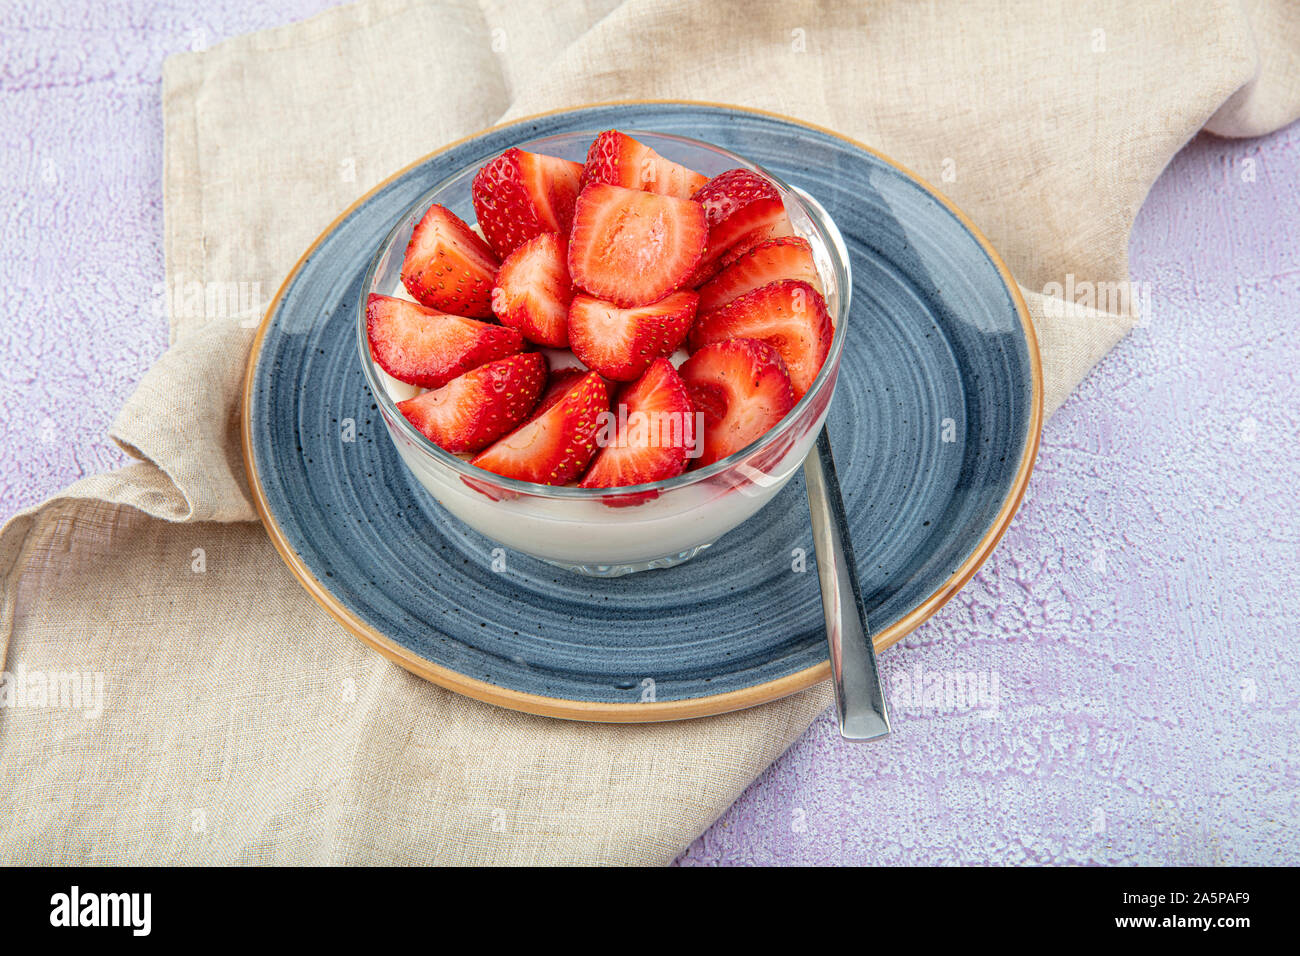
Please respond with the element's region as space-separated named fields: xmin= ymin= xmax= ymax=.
xmin=240 ymin=99 xmax=1044 ymax=724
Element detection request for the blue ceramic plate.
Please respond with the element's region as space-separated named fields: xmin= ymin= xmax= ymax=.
xmin=242 ymin=102 xmax=1041 ymax=722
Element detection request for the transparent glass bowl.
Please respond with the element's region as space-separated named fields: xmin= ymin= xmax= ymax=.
xmin=357 ymin=130 xmax=851 ymax=575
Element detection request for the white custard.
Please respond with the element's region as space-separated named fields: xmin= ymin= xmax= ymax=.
xmin=382 ymin=402 xmax=821 ymax=569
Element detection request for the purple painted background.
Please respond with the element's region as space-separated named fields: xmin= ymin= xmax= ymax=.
xmin=3 ymin=2 xmax=1296 ymax=865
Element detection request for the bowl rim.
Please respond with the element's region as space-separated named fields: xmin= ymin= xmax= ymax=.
xmin=355 ymin=128 xmax=851 ymax=499
xmin=240 ymin=100 xmax=1044 ymax=723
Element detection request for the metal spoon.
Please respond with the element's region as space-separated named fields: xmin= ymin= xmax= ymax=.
xmin=803 ymin=428 xmax=891 ymax=741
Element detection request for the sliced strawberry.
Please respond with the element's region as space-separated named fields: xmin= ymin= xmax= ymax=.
xmin=366 ymin=293 xmax=523 ymax=388
xmin=691 ymin=168 xmax=793 ymax=273
xmin=684 ymin=255 xmax=724 ymax=289
xmin=472 ymin=148 xmax=583 ymax=259
xmin=718 ymin=219 xmax=797 ymax=267
xmin=579 ymin=358 xmax=696 ymax=488
xmin=687 ymin=222 xmax=795 ymax=289
xmin=492 ymin=232 xmax=573 ymax=347
xmin=471 ymin=371 xmax=609 ymax=484
xmin=689 ymin=279 xmax=832 ymax=399
xmin=397 ymin=352 xmax=546 ymax=454
xmin=697 ymin=237 xmax=821 ymax=311
xmin=400 ymin=204 xmax=500 ymax=317
xmin=567 ymin=184 xmax=707 ymax=307
xmin=678 ymin=338 xmax=794 ymax=469
xmin=526 ymin=366 xmax=587 ymax=422
xmin=581 ymin=130 xmax=709 ymax=200
xmin=568 ymin=290 xmax=697 ymax=382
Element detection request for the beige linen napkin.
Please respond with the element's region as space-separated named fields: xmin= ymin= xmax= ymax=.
xmin=2 ymin=0 xmax=1297 ymax=865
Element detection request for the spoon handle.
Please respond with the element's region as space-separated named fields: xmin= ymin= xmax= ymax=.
xmin=802 ymin=428 xmax=891 ymax=741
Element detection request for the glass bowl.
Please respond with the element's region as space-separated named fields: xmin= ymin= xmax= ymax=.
xmin=357 ymin=129 xmax=851 ymax=576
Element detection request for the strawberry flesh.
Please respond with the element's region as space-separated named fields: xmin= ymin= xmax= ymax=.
xmin=400 ymin=204 xmax=499 ymax=318
xmin=567 ymin=183 xmax=707 ymax=307
xmin=691 ymin=168 xmax=793 ymax=274
xmin=568 ymin=290 xmax=697 ymax=382
xmin=366 ymin=294 xmax=523 ymax=389
xmin=689 ymin=279 xmax=832 ymax=399
xmin=397 ymin=352 xmax=545 ymax=454
xmin=471 ymin=371 xmax=609 ymax=484
xmin=580 ymin=358 xmax=696 ymax=488
xmin=581 ymin=130 xmax=709 ymax=200
xmin=678 ymin=338 xmax=794 ymax=469
xmin=492 ymin=232 xmax=573 ymax=347
xmin=686 ymin=217 xmax=797 ymax=291
xmin=472 ymin=148 xmax=583 ymax=259
xmin=718 ymin=219 xmax=797 ymax=267
xmin=526 ymin=366 xmax=588 ymax=422
xmin=698 ymin=237 xmax=821 ymax=311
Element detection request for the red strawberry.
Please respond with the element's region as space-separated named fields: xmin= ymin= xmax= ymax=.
xmin=567 ymin=184 xmax=707 ymax=307
xmin=718 ymin=219 xmax=797 ymax=267
xmin=568 ymin=290 xmax=697 ymax=382
xmin=678 ymin=338 xmax=794 ymax=469
xmin=400 ymin=204 xmax=500 ymax=317
xmin=471 ymin=371 xmax=609 ymax=484
xmin=689 ymin=279 xmax=832 ymax=399
xmin=460 ymin=366 xmax=588 ymax=501
xmin=684 ymin=255 xmax=725 ymax=289
xmin=527 ymin=366 xmax=587 ymax=421
xmin=366 ymin=293 xmax=523 ymax=388
xmin=492 ymin=232 xmax=573 ymax=347
xmin=691 ymin=168 xmax=793 ymax=273
xmin=581 ymin=130 xmax=709 ymax=200
xmin=472 ymin=148 xmax=583 ymax=259
xmin=697 ymin=237 xmax=821 ymax=311
xmin=397 ymin=352 xmax=546 ymax=454
xmin=580 ymin=358 xmax=696 ymax=488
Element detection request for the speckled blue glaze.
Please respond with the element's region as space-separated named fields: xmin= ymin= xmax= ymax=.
xmin=247 ymin=104 xmax=1035 ymax=706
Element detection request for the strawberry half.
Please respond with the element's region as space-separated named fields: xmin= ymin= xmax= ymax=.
xmin=472 ymin=148 xmax=583 ymax=259
xmin=567 ymin=184 xmax=707 ymax=307
xmin=397 ymin=352 xmax=546 ymax=454
xmin=471 ymin=371 xmax=609 ymax=484
xmin=689 ymin=279 xmax=832 ymax=399
xmin=400 ymin=204 xmax=500 ymax=318
xmin=684 ymin=256 xmax=725 ymax=290
xmin=581 ymin=130 xmax=709 ymax=200
xmin=492 ymin=232 xmax=573 ymax=347
xmin=580 ymin=358 xmax=696 ymax=488
xmin=526 ymin=366 xmax=588 ymax=422
xmin=678 ymin=338 xmax=794 ymax=469
xmin=691 ymin=168 xmax=793 ymax=273
xmin=568 ymin=290 xmax=697 ymax=382
xmin=366 ymin=293 xmax=523 ymax=388
xmin=697 ymin=237 xmax=821 ymax=311
xmin=718 ymin=219 xmax=797 ymax=267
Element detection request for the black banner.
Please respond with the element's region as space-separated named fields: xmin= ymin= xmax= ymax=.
xmin=0 ymin=864 xmax=1283 ymax=942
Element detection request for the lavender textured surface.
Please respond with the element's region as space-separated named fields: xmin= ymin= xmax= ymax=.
xmin=2 ymin=2 xmax=1296 ymax=866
